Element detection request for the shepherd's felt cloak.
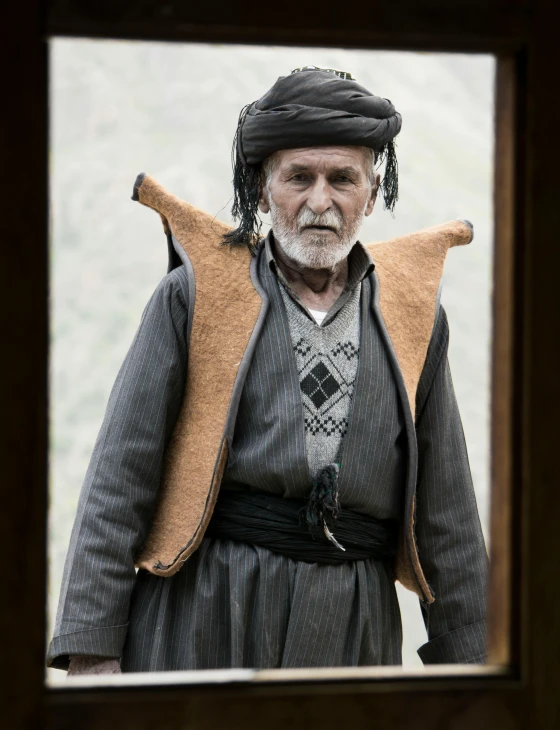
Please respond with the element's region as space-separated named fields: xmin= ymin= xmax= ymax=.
xmin=131 ymin=172 xmax=473 ymax=606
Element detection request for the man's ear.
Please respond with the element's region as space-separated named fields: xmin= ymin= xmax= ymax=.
xmin=259 ymin=187 xmax=270 ymax=214
xmin=364 ymin=173 xmax=381 ymax=217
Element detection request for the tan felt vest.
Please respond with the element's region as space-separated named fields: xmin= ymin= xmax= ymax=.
xmin=133 ymin=173 xmax=472 ymax=604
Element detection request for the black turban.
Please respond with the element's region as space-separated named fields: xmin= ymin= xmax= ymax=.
xmin=238 ymin=69 xmax=402 ymax=166
xmin=224 ymin=67 xmax=402 ymax=252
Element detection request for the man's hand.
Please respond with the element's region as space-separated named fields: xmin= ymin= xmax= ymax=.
xmin=67 ymin=656 xmax=122 ymax=676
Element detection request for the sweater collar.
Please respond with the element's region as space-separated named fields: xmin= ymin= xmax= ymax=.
xmin=262 ymin=230 xmax=374 ymax=327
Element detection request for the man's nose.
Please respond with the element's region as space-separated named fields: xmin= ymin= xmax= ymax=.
xmin=306 ymin=179 xmax=332 ymax=214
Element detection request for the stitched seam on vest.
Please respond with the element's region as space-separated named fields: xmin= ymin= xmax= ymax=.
xmin=150 ymin=233 xmax=203 ymax=571
xmin=224 ymin=244 xmax=270 ymax=444
xmin=153 ymin=248 xmax=267 ymax=573
xmin=153 ymin=438 xmax=228 ymax=571
xmin=370 ymin=270 xmax=435 ymax=603
xmin=171 ymin=234 xmax=196 ymax=353
xmin=369 ymin=271 xmax=429 ymax=601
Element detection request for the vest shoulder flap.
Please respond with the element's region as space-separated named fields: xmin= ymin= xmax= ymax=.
xmin=131 ymin=173 xmax=472 ymax=587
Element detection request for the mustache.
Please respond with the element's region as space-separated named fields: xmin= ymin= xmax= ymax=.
xmin=297 ymin=206 xmax=344 ymax=233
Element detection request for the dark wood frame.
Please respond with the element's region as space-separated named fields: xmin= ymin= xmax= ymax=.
xmin=3 ymin=0 xmax=558 ymax=727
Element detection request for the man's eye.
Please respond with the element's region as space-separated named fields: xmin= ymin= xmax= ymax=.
xmin=291 ymin=174 xmax=308 ymax=182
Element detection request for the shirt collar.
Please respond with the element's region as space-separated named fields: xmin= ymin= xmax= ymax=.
xmin=263 ymin=230 xmax=374 ymax=288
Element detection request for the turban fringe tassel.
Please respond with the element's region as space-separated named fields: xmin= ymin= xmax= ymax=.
xmin=222 ymin=102 xmax=262 ymax=255
xmin=377 ymin=139 xmax=399 ymax=214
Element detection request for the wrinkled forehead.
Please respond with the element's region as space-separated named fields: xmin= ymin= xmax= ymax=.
xmin=270 ymin=145 xmax=372 ymax=171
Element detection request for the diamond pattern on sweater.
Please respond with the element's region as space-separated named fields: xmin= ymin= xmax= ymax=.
xmin=294 ymin=338 xmax=312 ymax=357
xmin=331 ymin=341 xmax=359 ymax=360
xmin=279 ymin=281 xmax=361 ymax=480
xmin=301 ymin=362 xmax=341 ymax=408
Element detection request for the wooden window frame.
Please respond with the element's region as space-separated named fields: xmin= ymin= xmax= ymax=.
xmin=3 ymin=1 xmax=558 ymax=727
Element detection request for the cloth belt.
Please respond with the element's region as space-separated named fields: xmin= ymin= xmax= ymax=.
xmin=206 ymin=489 xmax=399 ymax=565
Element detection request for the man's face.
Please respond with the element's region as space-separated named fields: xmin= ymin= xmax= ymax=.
xmin=259 ymin=146 xmax=379 ymax=269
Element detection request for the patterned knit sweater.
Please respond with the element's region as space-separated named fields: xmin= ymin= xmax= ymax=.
xmin=279 ymin=283 xmax=362 ymax=481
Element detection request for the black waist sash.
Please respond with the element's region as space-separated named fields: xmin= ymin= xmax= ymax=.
xmin=206 ymin=490 xmax=399 ymax=565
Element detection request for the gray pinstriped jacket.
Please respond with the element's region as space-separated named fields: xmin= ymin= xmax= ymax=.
xmin=47 ymin=238 xmax=488 ymax=669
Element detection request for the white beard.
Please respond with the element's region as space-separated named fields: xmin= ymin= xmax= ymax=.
xmin=269 ymin=197 xmax=366 ymax=269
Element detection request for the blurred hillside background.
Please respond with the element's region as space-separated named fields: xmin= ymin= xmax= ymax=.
xmin=48 ymin=38 xmax=494 ymax=679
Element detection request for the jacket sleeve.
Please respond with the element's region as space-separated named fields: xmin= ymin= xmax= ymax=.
xmin=47 ymin=266 xmax=190 ymax=670
xmin=414 ymin=306 xmax=489 ymax=664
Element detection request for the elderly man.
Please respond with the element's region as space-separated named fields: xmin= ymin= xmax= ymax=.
xmin=48 ymin=67 xmax=488 ymax=675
